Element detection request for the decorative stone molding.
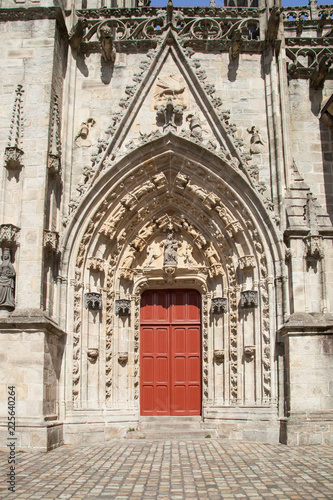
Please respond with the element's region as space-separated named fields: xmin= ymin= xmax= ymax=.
xmin=84 ymin=292 xmax=102 ymax=310
xmin=74 ymin=7 xmax=261 ymax=55
xmin=211 ymin=297 xmax=228 ymax=315
xmin=43 ymin=230 xmax=59 ymax=256
xmin=87 ymin=348 xmax=99 ymax=362
xmin=240 ymin=290 xmax=258 ymax=308
xmin=115 ymin=299 xmax=131 ymax=316
xmin=118 ymin=352 xmax=128 ymax=366
xmin=0 ymin=224 xmax=20 ymax=247
xmin=244 ymin=345 xmax=256 ymax=360
xmin=238 ymin=255 xmax=256 ymax=270
xmin=213 ymin=350 xmax=225 ymax=363
xmin=4 ymin=85 xmax=24 ymax=171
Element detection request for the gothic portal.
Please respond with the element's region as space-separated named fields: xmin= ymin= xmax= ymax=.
xmin=0 ymin=0 xmax=333 ymax=451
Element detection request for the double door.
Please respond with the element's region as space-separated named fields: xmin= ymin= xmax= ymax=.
xmin=140 ymin=289 xmax=201 ymax=415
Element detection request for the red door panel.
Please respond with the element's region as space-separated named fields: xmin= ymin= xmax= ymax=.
xmin=140 ymin=290 xmax=201 ymax=416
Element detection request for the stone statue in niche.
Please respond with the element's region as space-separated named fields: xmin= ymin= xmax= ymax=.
xmin=162 ymin=231 xmax=179 ymax=266
xmin=0 ymin=248 xmax=16 ymax=308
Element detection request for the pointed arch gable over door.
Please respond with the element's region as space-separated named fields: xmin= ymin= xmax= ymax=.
xmin=140 ymin=289 xmax=201 ymax=416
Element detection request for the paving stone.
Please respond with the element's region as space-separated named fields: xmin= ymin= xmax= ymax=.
xmin=1 ymin=439 xmax=333 ymax=499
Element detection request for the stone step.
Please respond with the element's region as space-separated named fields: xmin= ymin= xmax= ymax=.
xmin=126 ymin=429 xmax=216 ymax=440
xmin=125 ymin=416 xmax=216 ymax=440
xmin=139 ymin=416 xmax=203 ymax=432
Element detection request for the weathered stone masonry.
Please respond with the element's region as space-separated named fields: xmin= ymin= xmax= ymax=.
xmin=0 ymin=0 xmax=333 ymax=450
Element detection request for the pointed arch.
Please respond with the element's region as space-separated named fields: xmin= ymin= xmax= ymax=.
xmin=60 ymin=135 xmax=285 ymax=419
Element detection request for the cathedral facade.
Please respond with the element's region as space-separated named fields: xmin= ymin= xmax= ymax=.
xmin=0 ymin=0 xmax=333 ymax=451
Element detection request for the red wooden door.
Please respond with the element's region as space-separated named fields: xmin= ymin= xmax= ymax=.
xmin=140 ymin=290 xmax=201 ymax=415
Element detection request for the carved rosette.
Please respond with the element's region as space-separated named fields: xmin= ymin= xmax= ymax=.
xmin=43 ymin=230 xmax=59 ymax=256
xmin=0 ymin=224 xmax=20 ymax=247
xmin=211 ymin=297 xmax=228 ymax=315
xmin=240 ymin=290 xmax=258 ymax=308
xmin=115 ymin=299 xmax=131 ymax=316
xmin=238 ymin=255 xmax=256 ymax=270
xmin=84 ymin=292 xmax=102 ymax=310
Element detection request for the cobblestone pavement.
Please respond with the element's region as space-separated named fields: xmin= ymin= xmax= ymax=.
xmin=1 ymin=439 xmax=333 ymax=499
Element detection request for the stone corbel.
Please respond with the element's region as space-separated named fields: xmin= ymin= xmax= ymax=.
xmin=84 ymin=292 xmax=102 ymax=310
xmin=0 ymin=224 xmax=20 ymax=248
xmin=303 ymin=234 xmax=324 ymax=259
xmin=213 ymin=350 xmax=225 ymax=363
xmin=238 ymin=255 xmax=256 ymax=270
xmin=211 ymin=297 xmax=228 ymax=315
xmin=47 ymin=154 xmax=61 ymax=176
xmin=87 ymin=257 xmax=105 ymax=272
xmin=118 ymin=352 xmax=128 ymax=366
xmin=115 ymin=299 xmax=131 ymax=316
xmin=87 ymin=348 xmax=99 ymax=363
xmin=43 ymin=230 xmax=59 ymax=256
xmin=240 ymin=290 xmax=258 ymax=308
xmin=4 ymin=146 xmax=24 ymax=171
xmin=244 ymin=345 xmax=256 ymax=360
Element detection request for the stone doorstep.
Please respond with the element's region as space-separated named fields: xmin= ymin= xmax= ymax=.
xmin=127 ymin=416 xmax=217 ymax=439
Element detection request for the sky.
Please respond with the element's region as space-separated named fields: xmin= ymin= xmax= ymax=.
xmin=150 ymin=0 xmax=333 ymax=7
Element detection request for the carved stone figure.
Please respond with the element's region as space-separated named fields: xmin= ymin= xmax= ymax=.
xmin=247 ymin=126 xmax=265 ymax=154
xmin=0 ymin=248 xmax=15 ymax=308
xmin=98 ymin=26 xmax=116 ymax=62
xmin=162 ymin=231 xmax=179 ymax=266
xmin=205 ymin=243 xmax=220 ymax=266
xmin=75 ymin=118 xmax=96 ymax=147
xmin=154 ymin=75 xmax=186 ymax=102
xmin=186 ymin=114 xmax=204 ymax=140
xmin=121 ymin=246 xmax=137 ymax=269
xmin=155 ymin=98 xmax=185 ymax=131
xmin=144 ymin=242 xmax=161 ymax=267
xmin=182 ymin=242 xmax=195 ymax=265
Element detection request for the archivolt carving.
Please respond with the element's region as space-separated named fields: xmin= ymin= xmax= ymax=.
xmin=68 ymin=143 xmax=276 ymax=408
